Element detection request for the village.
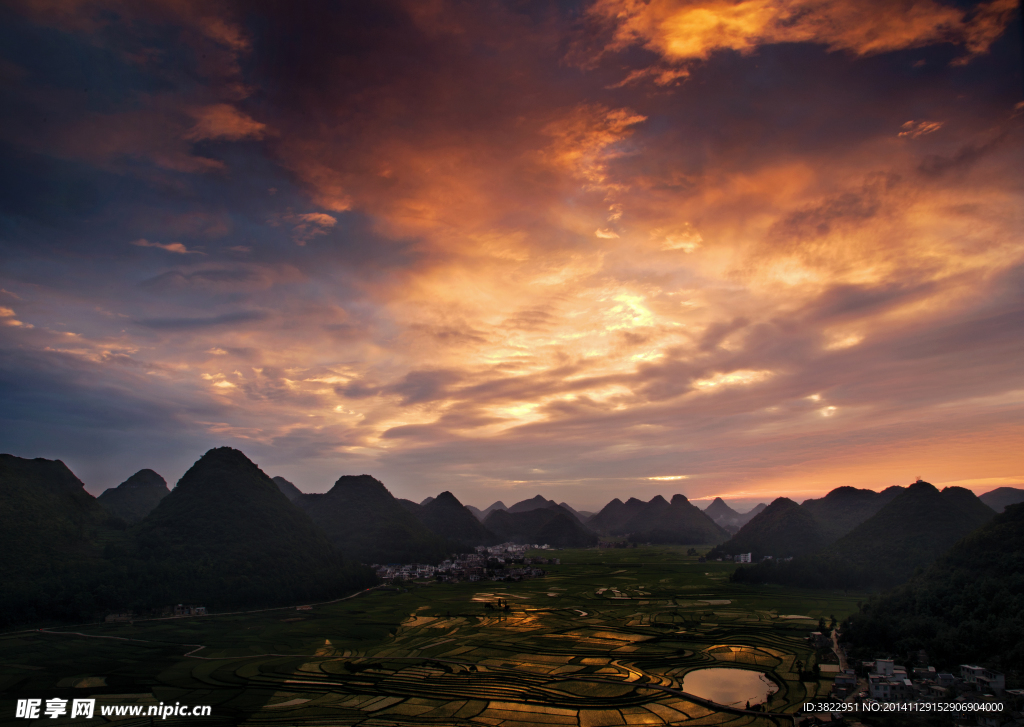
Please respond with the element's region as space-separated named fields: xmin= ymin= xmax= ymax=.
xmin=801 ymin=631 xmax=1024 ymax=726
xmin=372 ymin=542 xmax=560 ymax=583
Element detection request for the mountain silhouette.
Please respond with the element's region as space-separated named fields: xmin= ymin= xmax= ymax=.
xmin=134 ymin=448 xmax=369 ymax=608
xmin=397 ymin=498 xmax=421 ymax=514
xmin=742 ymin=502 xmax=768 ymax=521
xmin=979 ymin=486 xmax=1024 ymax=513
xmin=587 ymin=497 xmax=649 ymax=534
xmin=558 ymin=502 xmax=590 ymax=522
xmin=272 ymin=475 xmax=304 ymax=501
xmin=0 ymin=455 xmax=120 ymax=577
xmin=470 ymin=500 xmax=509 ymax=522
xmin=1 ymin=455 xmax=128 ymax=625
xmin=799 ymin=485 xmax=902 ymax=540
xmin=617 ymin=494 xmax=729 ymax=545
xmin=736 ymin=481 xmax=996 ymax=589
xmin=97 ymin=469 xmax=169 ymax=523
xmin=297 ymin=474 xmax=452 ymax=564
xmin=710 ymin=497 xmax=827 ymax=559
xmin=505 ymin=495 xmax=590 ymax=527
xmin=484 ymin=507 xmax=597 ymax=548
xmin=415 ymin=491 xmax=498 ymax=546
xmin=819 ymin=482 xmax=995 ymax=582
xmin=704 ymin=497 xmax=739 ymax=522
xmin=703 ymin=498 xmax=768 ymax=533
xmin=711 ymin=486 xmax=903 ymax=559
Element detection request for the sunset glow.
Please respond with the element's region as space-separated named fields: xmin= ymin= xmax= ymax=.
xmin=0 ymin=0 xmax=1021 ymax=509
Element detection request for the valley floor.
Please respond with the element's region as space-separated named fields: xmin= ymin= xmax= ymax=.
xmin=0 ymin=547 xmax=863 ymax=726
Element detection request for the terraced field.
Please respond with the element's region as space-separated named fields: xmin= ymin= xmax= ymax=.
xmin=0 ymin=547 xmax=862 ymax=726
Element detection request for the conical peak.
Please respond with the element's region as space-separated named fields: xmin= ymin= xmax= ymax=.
xmin=176 ymin=447 xmax=266 ymax=490
xmin=432 ymin=491 xmax=462 ymax=507
xmin=705 ymin=497 xmax=737 ymax=515
xmin=328 ymin=474 xmax=390 ymax=496
xmin=766 ymin=496 xmax=799 ymax=511
xmin=196 ymin=447 xmax=254 ymax=466
xmin=121 ymin=469 xmax=167 ymax=490
xmin=0 ymin=454 xmax=86 ymax=491
xmin=624 ymin=497 xmax=645 ymax=506
xmin=606 ymin=497 xmax=624 ymax=507
xmin=823 ymin=486 xmax=868 ymax=499
xmin=670 ymin=494 xmax=689 ymax=506
xmin=906 ymin=480 xmax=939 ymax=496
xmin=648 ymin=495 xmax=669 ymax=506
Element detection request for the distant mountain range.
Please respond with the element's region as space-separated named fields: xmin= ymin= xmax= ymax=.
xmin=0 ymin=449 xmax=374 ymax=627
xmin=709 ymin=497 xmax=828 ymax=559
xmin=711 ymin=485 xmax=903 ymax=560
xmin=295 ymin=475 xmax=453 ymax=565
xmin=703 ymin=498 xmax=767 ymax=533
xmin=3 ymin=447 xmax=1012 ymax=627
xmin=586 ymin=497 xmax=646 ymax=533
xmin=483 ymin=507 xmax=597 ymax=548
xmin=399 ymin=491 xmax=499 ymax=548
xmin=134 ymin=448 xmax=369 ymax=608
xmin=732 ymin=481 xmax=996 ymax=589
xmin=800 ymin=485 xmax=903 ymax=540
xmin=97 ymin=469 xmax=169 ymax=523
xmin=978 ymin=486 xmax=1024 ymax=513
xmin=586 ymin=494 xmax=729 ymax=545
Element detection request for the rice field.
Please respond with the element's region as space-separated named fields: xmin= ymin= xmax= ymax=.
xmin=0 ymin=547 xmax=862 ymax=726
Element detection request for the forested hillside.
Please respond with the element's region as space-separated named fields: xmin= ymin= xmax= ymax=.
xmin=844 ymin=503 xmax=1024 ymax=673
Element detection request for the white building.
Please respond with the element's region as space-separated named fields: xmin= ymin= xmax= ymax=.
xmin=961 ymin=665 xmax=1005 ymax=695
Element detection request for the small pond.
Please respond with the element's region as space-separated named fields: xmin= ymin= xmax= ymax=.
xmin=682 ymin=667 xmax=778 ymax=707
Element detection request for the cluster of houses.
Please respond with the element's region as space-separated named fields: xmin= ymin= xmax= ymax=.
xmin=372 ymin=543 xmax=560 ymax=583
xmin=845 ymin=659 xmax=1011 ymax=703
xmin=824 ymin=654 xmax=1024 ymax=724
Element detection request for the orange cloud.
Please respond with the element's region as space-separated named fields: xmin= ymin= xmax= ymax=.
xmin=131 ymin=239 xmax=203 ymax=254
xmin=2 ymin=0 xmax=1021 ymax=506
xmin=898 ymin=120 xmax=944 ymax=138
xmin=185 ymin=104 xmax=267 ymax=141
xmin=590 ymin=0 xmax=1017 ymax=66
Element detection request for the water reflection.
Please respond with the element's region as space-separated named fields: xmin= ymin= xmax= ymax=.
xmin=682 ymin=667 xmax=778 ymax=706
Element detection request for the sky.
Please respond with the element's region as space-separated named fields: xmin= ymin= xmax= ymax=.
xmin=0 ymin=0 xmax=1022 ymax=511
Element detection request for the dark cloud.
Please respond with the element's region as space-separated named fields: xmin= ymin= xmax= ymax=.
xmin=134 ymin=310 xmax=268 ymax=329
xmin=699 ymin=316 xmax=750 ymax=351
xmin=807 ymin=282 xmax=936 ymax=322
xmin=918 ymin=131 xmax=1009 ymax=177
xmin=388 ymin=369 xmax=463 ymax=405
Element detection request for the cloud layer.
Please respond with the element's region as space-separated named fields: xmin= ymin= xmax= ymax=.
xmin=0 ymin=0 xmax=1021 ymax=507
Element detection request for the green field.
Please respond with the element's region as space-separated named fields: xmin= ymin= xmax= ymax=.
xmin=0 ymin=547 xmax=863 ymax=726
